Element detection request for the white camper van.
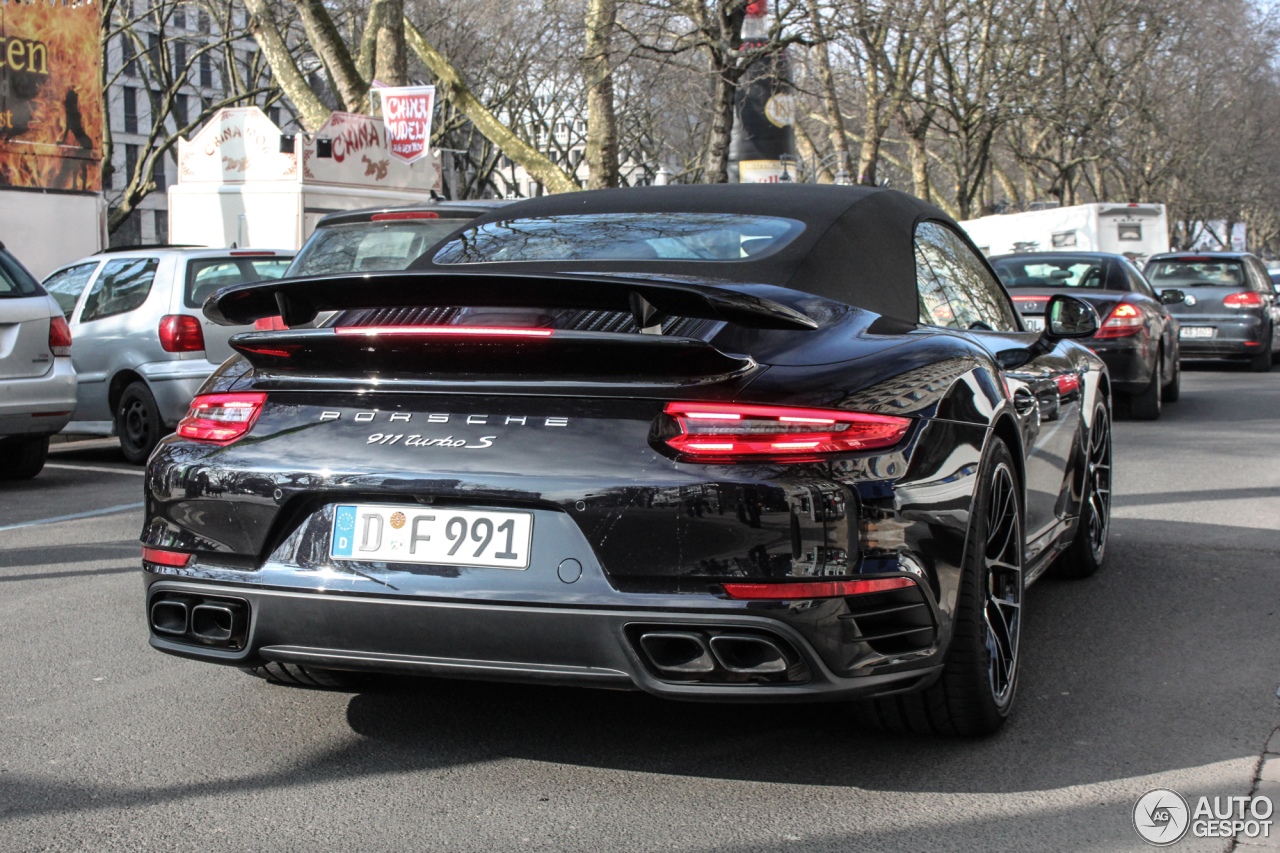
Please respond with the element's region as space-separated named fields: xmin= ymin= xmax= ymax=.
xmin=960 ymin=203 xmax=1170 ymax=263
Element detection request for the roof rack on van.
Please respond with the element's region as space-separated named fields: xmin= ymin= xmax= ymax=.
xmin=95 ymin=244 xmax=207 ymax=254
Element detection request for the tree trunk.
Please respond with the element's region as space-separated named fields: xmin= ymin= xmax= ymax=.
xmin=857 ymin=86 xmax=883 ymax=185
xmin=583 ymin=0 xmax=619 ymax=189
xmin=804 ymin=0 xmax=851 ymax=179
xmin=705 ymin=69 xmax=736 ymax=183
xmin=404 ymin=18 xmax=579 ymax=193
xmin=291 ymin=0 xmax=368 ymax=111
xmin=375 ymin=0 xmax=408 ymax=87
xmin=243 ymin=0 xmax=330 ymax=131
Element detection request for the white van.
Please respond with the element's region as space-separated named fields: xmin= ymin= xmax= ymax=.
xmin=960 ymin=203 xmax=1170 ymax=264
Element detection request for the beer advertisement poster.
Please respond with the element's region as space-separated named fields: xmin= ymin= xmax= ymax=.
xmin=0 ymin=0 xmax=103 ymax=192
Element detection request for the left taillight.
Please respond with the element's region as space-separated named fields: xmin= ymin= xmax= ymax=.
xmin=661 ymin=402 xmax=911 ymax=463
xmin=1094 ymin=302 xmax=1143 ymax=338
xmin=176 ymin=393 xmax=267 ymax=444
xmin=48 ymin=315 xmax=72 ymax=356
xmin=159 ymin=314 xmax=205 ymax=352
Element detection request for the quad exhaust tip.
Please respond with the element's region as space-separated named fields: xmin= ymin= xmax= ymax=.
xmin=633 ymin=627 xmax=807 ymax=684
xmin=150 ymin=600 xmax=190 ymax=636
xmin=149 ymin=594 xmax=249 ymax=649
xmin=709 ymin=634 xmax=788 ymax=674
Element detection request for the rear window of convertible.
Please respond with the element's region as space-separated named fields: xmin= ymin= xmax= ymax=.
xmin=431 ymin=213 xmax=805 ymax=264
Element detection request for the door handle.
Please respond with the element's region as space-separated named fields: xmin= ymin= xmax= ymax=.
xmin=1012 ymin=388 xmax=1037 ymax=415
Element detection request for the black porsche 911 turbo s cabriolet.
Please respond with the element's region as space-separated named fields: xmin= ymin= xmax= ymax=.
xmin=141 ymin=185 xmax=1112 ymax=736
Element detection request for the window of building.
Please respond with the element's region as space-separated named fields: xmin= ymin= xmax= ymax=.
xmin=148 ymin=33 xmax=160 ymax=70
xmin=175 ymin=94 xmax=189 ymax=127
xmin=199 ymin=53 xmax=212 ymax=88
xmin=149 ymin=90 xmax=161 ymax=126
xmin=154 ymin=210 xmax=169 ymax=244
xmin=123 ymin=87 xmax=138 ymax=134
xmin=122 ymin=37 xmax=137 ymax=76
xmin=153 ymin=157 xmax=166 ymax=192
xmin=198 ymin=10 xmax=209 ymax=32
xmin=268 ymin=106 xmax=280 ymax=126
xmin=174 ymin=7 xmax=186 ymax=28
xmin=174 ymin=41 xmax=186 ymax=76
xmin=125 ymin=144 xmax=139 ymax=183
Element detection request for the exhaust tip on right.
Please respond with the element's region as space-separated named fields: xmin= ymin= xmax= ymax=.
xmin=709 ymin=634 xmax=789 ymax=674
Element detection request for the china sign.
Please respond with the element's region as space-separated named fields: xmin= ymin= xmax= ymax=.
xmin=379 ymin=86 xmax=435 ymax=164
xmin=0 ymin=0 xmax=102 ymax=191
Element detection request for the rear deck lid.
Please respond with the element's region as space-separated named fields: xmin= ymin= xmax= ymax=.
xmin=0 ymin=253 xmax=55 ymax=379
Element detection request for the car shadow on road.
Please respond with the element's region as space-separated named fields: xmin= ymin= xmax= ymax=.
xmin=331 ymin=516 xmax=1280 ymax=795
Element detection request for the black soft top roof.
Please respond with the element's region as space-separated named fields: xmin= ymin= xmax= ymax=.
xmin=409 ymin=184 xmax=960 ymax=326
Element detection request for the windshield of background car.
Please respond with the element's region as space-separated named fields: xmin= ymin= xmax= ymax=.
xmin=431 ymin=213 xmax=806 ymax=264
xmin=0 ymin=251 xmax=42 ymax=298
xmin=289 ymin=220 xmax=467 ymax=276
xmin=991 ymin=258 xmax=1109 ymax=289
xmin=186 ymin=256 xmax=291 ymax=308
xmin=1146 ymin=259 xmax=1248 ymax=287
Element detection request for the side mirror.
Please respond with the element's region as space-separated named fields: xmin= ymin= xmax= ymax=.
xmin=1160 ymin=289 xmax=1186 ymax=305
xmin=1045 ymin=294 xmax=1099 ymax=339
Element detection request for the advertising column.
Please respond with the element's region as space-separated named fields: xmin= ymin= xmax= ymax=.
xmin=727 ymin=0 xmax=796 ymax=184
xmin=0 ymin=0 xmax=103 ymax=277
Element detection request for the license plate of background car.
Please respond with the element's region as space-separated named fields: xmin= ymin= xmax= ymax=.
xmin=1180 ymin=326 xmax=1216 ymax=339
xmin=331 ymin=504 xmax=533 ymax=569
xmin=1024 ymin=316 xmax=1045 ymax=332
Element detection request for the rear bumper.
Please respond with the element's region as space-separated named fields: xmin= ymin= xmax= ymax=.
xmin=0 ymin=358 xmax=76 ymax=438
xmin=1087 ymin=340 xmax=1151 ymax=391
xmin=144 ymin=577 xmax=942 ymax=702
xmin=1175 ymin=316 xmax=1268 ymax=357
xmin=138 ymin=359 xmax=218 ymax=426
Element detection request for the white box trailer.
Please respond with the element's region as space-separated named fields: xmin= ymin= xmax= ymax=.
xmin=959 ymin=203 xmax=1170 ymax=263
xmin=0 ymin=190 xmax=106 ymax=280
xmin=168 ymin=108 xmax=442 ymax=251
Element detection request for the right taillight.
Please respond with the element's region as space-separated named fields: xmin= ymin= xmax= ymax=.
xmin=254 ymin=315 xmax=288 ymax=331
xmin=662 ymin=402 xmax=911 ymax=463
xmin=48 ymin=315 xmax=72 ymax=356
xmin=176 ymin=393 xmax=267 ymax=444
xmin=159 ymin=314 xmax=205 ymax=352
xmin=1224 ymin=291 xmax=1264 ymax=307
xmin=1094 ymin=303 xmax=1143 ymax=338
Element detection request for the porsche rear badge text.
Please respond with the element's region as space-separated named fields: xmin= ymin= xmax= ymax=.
xmin=321 ymin=411 xmax=569 ymax=427
xmin=367 ymin=433 xmax=495 ymax=449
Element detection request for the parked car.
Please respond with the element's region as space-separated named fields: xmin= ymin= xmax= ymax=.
xmin=0 ymin=243 xmax=75 ymax=479
xmin=43 ymin=247 xmax=293 ymax=463
xmin=990 ymin=252 xmax=1183 ymax=419
xmin=143 ymin=185 xmax=1114 ymax=736
xmin=1143 ymin=252 xmax=1280 ymax=372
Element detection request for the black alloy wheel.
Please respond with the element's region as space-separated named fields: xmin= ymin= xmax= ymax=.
xmin=117 ymin=381 xmax=164 ymax=465
xmin=1161 ymin=352 xmax=1181 ymax=403
xmin=858 ymin=438 xmax=1023 ymax=736
xmin=1055 ymin=401 xmax=1112 ymax=579
xmin=1250 ymin=329 xmax=1274 ymax=372
xmin=1128 ymin=356 xmax=1162 ymax=420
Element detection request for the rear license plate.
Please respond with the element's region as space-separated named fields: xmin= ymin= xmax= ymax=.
xmin=1024 ymin=316 xmax=1045 ymax=332
xmin=331 ymin=504 xmax=533 ymax=569
xmin=1180 ymin=326 xmax=1216 ymax=339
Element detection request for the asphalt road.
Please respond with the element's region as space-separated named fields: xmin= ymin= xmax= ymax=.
xmin=2 ymin=362 xmax=1279 ymax=852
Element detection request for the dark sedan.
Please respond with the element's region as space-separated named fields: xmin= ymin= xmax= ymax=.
xmin=990 ymin=252 xmax=1182 ymax=419
xmin=143 ymin=185 xmax=1113 ymax=736
xmin=1144 ymin=252 xmax=1280 ymax=372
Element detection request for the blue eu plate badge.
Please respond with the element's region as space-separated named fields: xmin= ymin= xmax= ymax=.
xmin=332 ymin=505 xmax=357 ymax=557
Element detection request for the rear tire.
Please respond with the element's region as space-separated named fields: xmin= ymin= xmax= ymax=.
xmin=0 ymin=436 xmax=50 ymax=480
xmin=116 ymin=381 xmax=165 ymax=465
xmin=1054 ymin=401 xmax=1112 ymax=579
xmin=240 ymin=662 xmax=367 ymax=690
xmin=1161 ymin=354 xmax=1181 ymax=403
xmin=1128 ymin=358 xmax=1162 ymax=420
xmin=1250 ymin=334 xmax=1273 ymax=372
xmin=856 ymin=438 xmax=1023 ymax=736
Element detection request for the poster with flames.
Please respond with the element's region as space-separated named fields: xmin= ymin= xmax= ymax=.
xmin=0 ymin=0 xmax=102 ymax=192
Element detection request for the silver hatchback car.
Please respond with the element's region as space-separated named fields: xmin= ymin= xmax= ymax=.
xmin=0 ymin=244 xmax=76 ymax=479
xmin=44 ymin=247 xmax=293 ymax=463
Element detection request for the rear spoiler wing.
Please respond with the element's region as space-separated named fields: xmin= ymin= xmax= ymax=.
xmin=203 ymin=270 xmax=819 ymax=331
